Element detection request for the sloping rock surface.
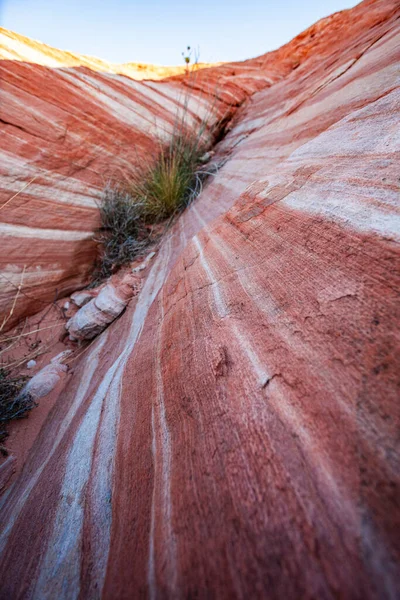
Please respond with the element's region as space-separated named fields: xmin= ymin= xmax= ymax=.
xmin=1 ymin=22 xmax=291 ymax=328
xmin=0 ymin=0 xmax=400 ymax=598
xmin=0 ymin=41 xmax=225 ymax=328
xmin=2 ymin=0 xmax=397 ymax=328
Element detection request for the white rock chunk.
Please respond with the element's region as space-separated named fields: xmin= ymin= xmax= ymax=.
xmin=132 ymin=251 xmax=156 ymax=273
xmin=66 ymin=274 xmax=141 ymax=341
xmin=70 ymin=290 xmax=97 ymax=307
xmin=20 ymin=351 xmax=72 ymax=401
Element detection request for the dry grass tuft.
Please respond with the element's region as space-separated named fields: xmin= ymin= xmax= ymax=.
xmin=129 ymin=126 xmax=212 ymax=222
xmin=0 ymin=368 xmax=36 ymax=453
xmin=92 ymin=187 xmax=150 ymax=284
xmin=93 ymin=79 xmax=225 ymax=284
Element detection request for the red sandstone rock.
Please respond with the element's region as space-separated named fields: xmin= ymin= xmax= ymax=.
xmin=0 ymin=38 xmax=232 ymax=329
xmin=0 ymin=0 xmax=399 ymax=598
xmin=3 ymin=0 xmax=396 ymax=329
xmin=0 ymin=456 xmax=16 ymax=494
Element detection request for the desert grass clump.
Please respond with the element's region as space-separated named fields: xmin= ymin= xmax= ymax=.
xmin=93 ymin=79 xmax=223 ymax=283
xmin=93 ymin=126 xmax=216 ymax=283
xmin=131 ymin=84 xmax=221 ymax=223
xmin=130 ymin=129 xmax=208 ymax=223
xmin=92 ymin=186 xmax=149 ymax=283
xmin=0 ymin=368 xmax=35 ymax=452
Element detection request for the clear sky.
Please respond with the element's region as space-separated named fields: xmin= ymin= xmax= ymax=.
xmin=1 ymin=0 xmax=359 ymax=65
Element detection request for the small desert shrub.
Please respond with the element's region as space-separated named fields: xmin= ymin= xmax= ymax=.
xmin=93 ymin=82 xmax=222 ymax=283
xmin=93 ymin=130 xmax=215 ymax=283
xmin=0 ymin=368 xmax=36 ymax=451
xmin=92 ymin=187 xmax=149 ymax=283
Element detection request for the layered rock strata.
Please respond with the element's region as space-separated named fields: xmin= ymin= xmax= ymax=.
xmin=2 ymin=0 xmax=397 ymax=327
xmin=0 ymin=0 xmax=399 ymax=598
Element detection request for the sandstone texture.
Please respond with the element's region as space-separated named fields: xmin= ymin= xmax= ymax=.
xmin=0 ymin=0 xmax=400 ymax=598
xmin=0 ymin=31 xmax=229 ymax=328
xmin=2 ymin=0 xmax=394 ymax=328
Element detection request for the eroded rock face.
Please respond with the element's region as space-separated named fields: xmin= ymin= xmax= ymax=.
xmin=0 ymin=35 xmax=234 ymax=329
xmin=2 ymin=0 xmax=395 ymax=329
xmin=0 ymin=0 xmax=399 ymax=598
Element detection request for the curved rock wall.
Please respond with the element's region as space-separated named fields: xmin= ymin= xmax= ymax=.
xmin=0 ymin=23 xmax=285 ymax=329
xmin=0 ymin=0 xmax=399 ymax=597
xmin=0 ymin=58 xmax=226 ymax=328
xmin=2 ymin=0 xmax=396 ymax=329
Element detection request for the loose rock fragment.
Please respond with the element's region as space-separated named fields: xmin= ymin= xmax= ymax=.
xmin=70 ymin=290 xmax=98 ymax=307
xmin=199 ymin=150 xmax=215 ymax=163
xmin=132 ymin=251 xmax=156 ymax=273
xmin=19 ymin=350 xmax=72 ymax=401
xmin=66 ymin=274 xmax=141 ymax=341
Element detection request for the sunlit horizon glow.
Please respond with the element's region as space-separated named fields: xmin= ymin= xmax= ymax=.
xmin=1 ymin=0 xmax=359 ymax=66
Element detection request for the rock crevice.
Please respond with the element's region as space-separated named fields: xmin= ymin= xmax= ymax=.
xmin=0 ymin=0 xmax=399 ymax=598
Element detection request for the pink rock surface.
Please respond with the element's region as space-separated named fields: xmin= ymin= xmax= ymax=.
xmin=70 ymin=289 xmax=98 ymax=307
xmin=2 ymin=0 xmax=395 ymax=329
xmin=0 ymin=0 xmax=399 ymax=598
xmin=0 ymin=456 xmax=16 ymax=494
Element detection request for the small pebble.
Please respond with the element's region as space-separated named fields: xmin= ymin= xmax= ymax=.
xmin=26 ymin=360 xmax=37 ymax=369
xmin=132 ymin=251 xmax=156 ymax=273
xmin=199 ymin=152 xmax=211 ymax=163
xmin=63 ymin=301 xmax=70 ymax=310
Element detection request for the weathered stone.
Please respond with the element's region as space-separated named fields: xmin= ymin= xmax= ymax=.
xmin=66 ymin=273 xmax=141 ymax=340
xmin=21 ymin=351 xmax=72 ymax=401
xmin=70 ymin=290 xmax=97 ymax=307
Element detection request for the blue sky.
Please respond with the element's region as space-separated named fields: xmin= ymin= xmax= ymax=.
xmin=1 ymin=0 xmax=359 ymax=65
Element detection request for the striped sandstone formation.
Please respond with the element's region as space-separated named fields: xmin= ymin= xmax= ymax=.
xmin=2 ymin=0 xmax=397 ymax=328
xmin=0 ymin=0 xmax=399 ymax=598
xmin=0 ymin=41 xmax=224 ymax=328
